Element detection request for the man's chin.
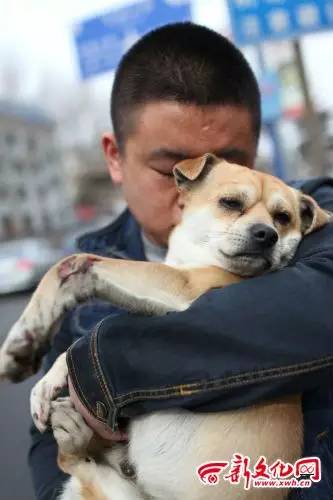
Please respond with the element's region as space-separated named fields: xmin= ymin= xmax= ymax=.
xmin=143 ymin=229 xmax=170 ymax=248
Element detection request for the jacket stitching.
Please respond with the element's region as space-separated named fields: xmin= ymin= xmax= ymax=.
xmin=91 ymin=320 xmax=116 ymax=408
xmin=67 ymin=346 xmax=94 ymax=413
xmin=89 ymin=327 xmax=110 ymax=406
xmin=114 ymin=356 xmax=333 ymax=404
xmin=68 ymin=344 xmax=109 ymax=423
xmin=87 ymin=328 xmax=108 ymax=422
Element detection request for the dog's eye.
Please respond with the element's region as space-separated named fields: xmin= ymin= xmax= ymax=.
xmin=219 ymin=198 xmax=243 ymax=211
xmin=274 ymin=211 xmax=291 ymax=225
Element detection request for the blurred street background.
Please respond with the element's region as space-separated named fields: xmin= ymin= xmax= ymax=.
xmin=0 ymin=293 xmax=37 ymax=500
xmin=0 ymin=0 xmax=332 ymax=498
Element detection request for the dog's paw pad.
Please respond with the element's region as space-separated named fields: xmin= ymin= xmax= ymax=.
xmin=51 ymin=399 xmax=93 ymax=454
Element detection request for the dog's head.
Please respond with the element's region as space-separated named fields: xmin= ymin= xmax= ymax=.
xmin=171 ymin=154 xmax=331 ymax=276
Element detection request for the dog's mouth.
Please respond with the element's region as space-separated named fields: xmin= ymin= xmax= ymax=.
xmin=219 ymin=250 xmax=272 ymax=273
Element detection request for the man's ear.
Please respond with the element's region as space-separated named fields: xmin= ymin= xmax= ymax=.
xmin=299 ymin=193 xmax=332 ymax=235
xmin=173 ymin=153 xmax=219 ymax=190
xmin=101 ymin=132 xmax=123 ymax=184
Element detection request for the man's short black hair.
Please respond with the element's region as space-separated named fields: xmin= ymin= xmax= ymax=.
xmin=111 ymin=22 xmax=261 ymax=150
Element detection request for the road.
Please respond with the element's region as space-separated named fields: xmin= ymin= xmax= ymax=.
xmin=0 ymin=292 xmax=37 ymax=500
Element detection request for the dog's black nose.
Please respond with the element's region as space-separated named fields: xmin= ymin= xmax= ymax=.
xmin=250 ymin=224 xmax=278 ymax=248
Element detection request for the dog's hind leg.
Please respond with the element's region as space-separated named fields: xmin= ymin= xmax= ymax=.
xmin=50 ymin=397 xmax=101 ymax=500
xmin=51 ymin=398 xmax=146 ymax=500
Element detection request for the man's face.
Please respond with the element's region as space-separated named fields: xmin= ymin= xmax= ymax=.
xmin=103 ymin=101 xmax=257 ymax=246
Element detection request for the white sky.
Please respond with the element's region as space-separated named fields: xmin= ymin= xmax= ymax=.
xmin=0 ymin=0 xmax=332 ymax=112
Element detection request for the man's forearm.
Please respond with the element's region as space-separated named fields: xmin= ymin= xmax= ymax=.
xmin=67 ymin=180 xmax=333 ymax=429
xmin=67 ymin=233 xmax=333 ymax=429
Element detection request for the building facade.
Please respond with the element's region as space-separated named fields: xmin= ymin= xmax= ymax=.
xmin=0 ymin=101 xmax=74 ymax=241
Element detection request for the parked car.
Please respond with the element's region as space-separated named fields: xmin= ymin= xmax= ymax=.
xmin=0 ymin=238 xmax=63 ymax=294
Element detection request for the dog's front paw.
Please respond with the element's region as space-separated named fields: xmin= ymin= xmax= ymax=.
xmin=51 ymin=398 xmax=93 ymax=455
xmin=31 ymin=378 xmax=65 ymax=432
xmin=0 ymin=322 xmax=47 ymax=383
xmin=31 ymin=356 xmax=68 ymax=432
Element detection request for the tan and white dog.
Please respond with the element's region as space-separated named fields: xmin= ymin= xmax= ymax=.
xmin=0 ymin=155 xmax=330 ymax=500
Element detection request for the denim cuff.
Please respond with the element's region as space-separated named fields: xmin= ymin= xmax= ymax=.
xmin=67 ymin=312 xmax=333 ymax=433
xmin=67 ymin=322 xmax=118 ymax=431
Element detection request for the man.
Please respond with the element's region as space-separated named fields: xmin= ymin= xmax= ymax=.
xmin=29 ymin=23 xmax=333 ymax=499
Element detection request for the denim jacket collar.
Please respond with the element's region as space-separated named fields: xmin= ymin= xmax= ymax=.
xmin=76 ymin=209 xmax=146 ymax=261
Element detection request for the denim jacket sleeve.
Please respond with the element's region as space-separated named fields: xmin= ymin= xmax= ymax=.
xmin=67 ymin=179 xmax=333 ymax=431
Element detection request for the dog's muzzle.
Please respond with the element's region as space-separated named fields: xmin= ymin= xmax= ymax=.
xmin=234 ymin=224 xmax=278 ymax=264
xmin=219 ymin=224 xmax=279 ymax=275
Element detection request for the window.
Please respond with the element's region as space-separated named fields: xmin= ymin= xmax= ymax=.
xmin=23 ymin=215 xmax=33 ymax=234
xmin=2 ymin=215 xmax=16 ymax=238
xmin=17 ymin=187 xmax=26 ymax=199
xmin=27 ymin=136 xmax=37 ymax=152
xmin=42 ymin=213 xmax=51 ymax=231
xmin=31 ymin=162 xmax=40 ymax=172
xmin=14 ymin=161 xmax=23 ymax=174
xmin=5 ymin=132 xmax=16 ymax=147
xmin=38 ymin=185 xmax=46 ymax=197
xmin=46 ymin=150 xmax=56 ymax=163
xmin=0 ymin=186 xmax=8 ymax=198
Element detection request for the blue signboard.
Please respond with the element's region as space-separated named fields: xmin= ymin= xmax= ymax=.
xmin=73 ymin=0 xmax=191 ymax=79
xmin=260 ymin=70 xmax=282 ymax=123
xmin=227 ymin=0 xmax=333 ymax=45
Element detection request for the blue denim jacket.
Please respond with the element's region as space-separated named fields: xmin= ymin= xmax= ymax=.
xmin=30 ymin=178 xmax=333 ymax=500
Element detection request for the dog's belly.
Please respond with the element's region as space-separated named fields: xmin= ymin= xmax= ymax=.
xmin=128 ymin=395 xmax=303 ymax=500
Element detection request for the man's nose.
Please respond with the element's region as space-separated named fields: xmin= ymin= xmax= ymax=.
xmin=249 ymin=224 xmax=278 ymax=248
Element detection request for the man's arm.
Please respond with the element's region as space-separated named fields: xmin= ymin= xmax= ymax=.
xmin=67 ymin=179 xmax=333 ymax=428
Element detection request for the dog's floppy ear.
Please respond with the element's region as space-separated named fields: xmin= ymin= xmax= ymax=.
xmin=173 ymin=153 xmax=219 ymax=189
xmin=299 ymin=193 xmax=332 ymax=235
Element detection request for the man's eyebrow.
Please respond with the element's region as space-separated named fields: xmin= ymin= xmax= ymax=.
xmin=149 ymin=147 xmax=249 ymax=164
xmin=213 ymin=147 xmax=249 ymax=164
xmin=149 ymin=148 xmax=189 ymax=162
